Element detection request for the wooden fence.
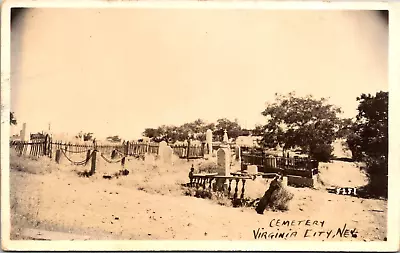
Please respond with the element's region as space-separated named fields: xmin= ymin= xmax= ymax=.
xmin=241 ymin=151 xmax=319 ymax=177
xmin=10 ymin=134 xmax=52 ymax=158
xmin=10 ymin=138 xmax=210 ymax=160
xmin=170 ymin=141 xmax=205 ymax=159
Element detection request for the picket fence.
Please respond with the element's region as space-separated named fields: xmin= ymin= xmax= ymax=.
xmin=10 ymin=137 xmax=213 ymax=160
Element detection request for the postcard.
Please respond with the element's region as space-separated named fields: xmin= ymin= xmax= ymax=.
xmin=1 ymin=0 xmax=399 ymax=251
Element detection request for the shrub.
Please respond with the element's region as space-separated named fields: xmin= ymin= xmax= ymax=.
xmin=268 ymin=185 xmax=294 ymax=211
xmin=197 ymin=161 xmax=219 ymax=174
xmin=360 ymin=156 xmax=388 ymax=198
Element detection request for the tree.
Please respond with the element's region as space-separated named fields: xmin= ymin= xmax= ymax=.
xmin=143 ymin=128 xmax=160 ymax=139
xmin=346 ymin=91 xmax=388 ymax=197
xmin=142 ymin=119 xmax=216 ymax=143
xmin=260 ymin=92 xmax=343 ymax=161
xmin=10 ymin=112 xmax=17 ymax=125
xmin=252 ymin=124 xmax=265 ymax=136
xmin=106 ymin=135 xmax=122 ymax=143
xmin=214 ymin=118 xmax=242 ymax=141
xmin=83 ymin=132 xmax=94 ymax=141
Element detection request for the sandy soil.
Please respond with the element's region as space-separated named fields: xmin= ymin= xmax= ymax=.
xmin=9 ymin=150 xmax=387 ymax=241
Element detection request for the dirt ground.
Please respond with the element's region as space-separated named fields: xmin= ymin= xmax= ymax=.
xmin=9 ymin=150 xmax=387 ymax=241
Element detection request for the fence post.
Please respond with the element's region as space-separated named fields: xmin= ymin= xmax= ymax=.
xmin=261 ymin=148 xmax=265 ymax=173
xmin=86 ymin=150 xmax=92 ymax=165
xmin=49 ymin=136 xmax=53 ymax=158
xmin=43 ymin=135 xmax=48 ymax=157
xmin=111 ymin=149 xmax=117 ymax=159
xmin=121 ymin=157 xmax=126 ymax=167
xmin=125 ymin=141 xmax=129 ymax=156
xmin=55 ymin=150 xmax=61 ymax=164
xmin=90 ymin=150 xmax=97 ymax=176
xmin=186 ymin=139 xmax=191 ymax=161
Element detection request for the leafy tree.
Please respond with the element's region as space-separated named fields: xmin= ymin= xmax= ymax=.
xmin=83 ymin=132 xmax=94 ymax=141
xmin=346 ymin=91 xmax=388 ymax=197
xmin=214 ymin=118 xmax=242 ymax=141
xmin=252 ymin=124 xmax=265 ymax=136
xmin=143 ymin=128 xmax=160 ymax=139
xmin=260 ymin=92 xmax=343 ymax=162
xmin=142 ymin=119 xmax=216 ymax=143
xmin=75 ymin=131 xmax=94 ymax=141
xmin=106 ymin=135 xmax=122 ymax=143
xmin=10 ymin=112 xmax=17 ymax=125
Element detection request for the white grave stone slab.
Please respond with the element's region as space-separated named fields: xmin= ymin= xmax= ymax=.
xmin=247 ymin=165 xmax=258 ymax=174
xmin=217 ymin=147 xmax=231 ymax=176
xmin=235 ymin=145 xmax=241 ymax=162
xmin=206 ymin=129 xmax=213 ymax=154
xmin=163 ymin=146 xmax=173 ymax=164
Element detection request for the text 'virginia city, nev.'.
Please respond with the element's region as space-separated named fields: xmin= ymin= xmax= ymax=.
xmin=253 ymin=219 xmax=358 ymax=240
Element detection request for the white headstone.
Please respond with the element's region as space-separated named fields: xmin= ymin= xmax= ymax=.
xmin=20 ymin=123 xmax=27 ymax=141
xmin=206 ymin=129 xmax=213 ymax=154
xmin=247 ymin=165 xmax=258 ymax=174
xmin=223 ymin=129 xmax=229 ymax=144
xmin=235 ymin=145 xmax=241 ymax=162
xmin=162 ymin=146 xmax=173 ymax=164
xmin=159 ymin=141 xmax=168 ymax=151
xmin=217 ymin=147 xmax=231 ymax=176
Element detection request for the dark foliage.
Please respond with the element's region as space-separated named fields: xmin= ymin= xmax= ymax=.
xmin=260 ymin=92 xmax=343 ymax=162
xmin=10 ymin=112 xmax=17 ymax=125
xmin=346 ymin=91 xmax=388 ymax=198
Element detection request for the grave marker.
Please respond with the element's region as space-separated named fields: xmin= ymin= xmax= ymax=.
xmin=217 ymin=147 xmax=231 ymax=176
xmin=206 ymin=129 xmax=213 ymax=154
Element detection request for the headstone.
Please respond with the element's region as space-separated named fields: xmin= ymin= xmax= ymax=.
xmin=20 ymin=123 xmax=27 ymax=141
xmin=281 ymin=176 xmax=288 ymax=187
xmin=158 ymin=141 xmax=173 ymax=164
xmin=159 ymin=141 xmax=168 ymax=152
xmin=223 ymin=129 xmax=229 ymax=144
xmin=247 ymin=165 xmax=258 ymax=174
xmin=235 ymin=145 xmax=241 ymax=162
xmin=162 ymin=146 xmax=173 ymax=164
xmin=206 ymin=129 xmax=213 ymax=154
xmin=217 ymin=148 xmax=231 ymax=176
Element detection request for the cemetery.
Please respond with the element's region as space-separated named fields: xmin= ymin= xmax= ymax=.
xmin=9 ymin=123 xmax=388 ymax=241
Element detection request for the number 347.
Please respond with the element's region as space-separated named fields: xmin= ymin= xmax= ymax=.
xmin=335 ymin=187 xmax=357 ymax=195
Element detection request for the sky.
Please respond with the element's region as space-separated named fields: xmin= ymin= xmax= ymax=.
xmin=10 ymin=9 xmax=388 ymax=140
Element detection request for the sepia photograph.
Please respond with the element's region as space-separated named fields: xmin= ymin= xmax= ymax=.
xmin=1 ymin=1 xmax=398 ymax=251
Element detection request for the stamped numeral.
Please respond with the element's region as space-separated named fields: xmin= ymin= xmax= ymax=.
xmin=335 ymin=187 xmax=357 ymax=196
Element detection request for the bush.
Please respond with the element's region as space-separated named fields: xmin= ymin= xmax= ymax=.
xmin=197 ymin=161 xmax=219 ymax=174
xmin=361 ymin=156 xmax=388 ymax=198
xmin=268 ymin=186 xmax=294 ymax=211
